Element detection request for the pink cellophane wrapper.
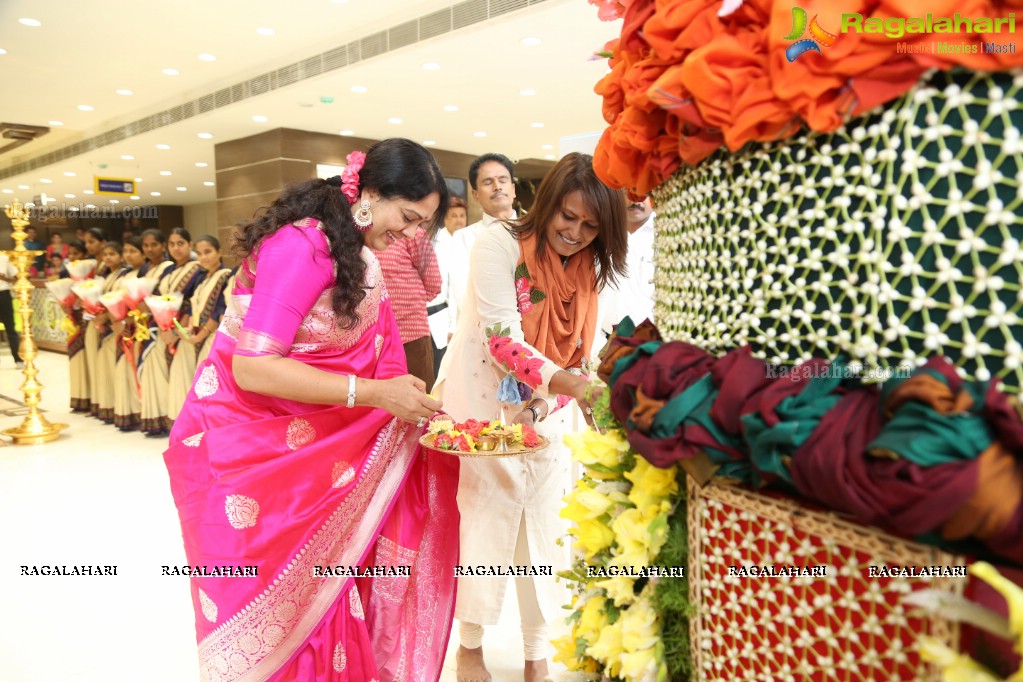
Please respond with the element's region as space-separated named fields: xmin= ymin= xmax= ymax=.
xmin=66 ymin=259 xmax=97 ymax=281
xmin=144 ymin=293 xmax=183 ymax=331
xmin=45 ymin=278 xmax=77 ymax=308
xmin=99 ymin=291 xmax=128 ymax=321
xmin=120 ymin=278 xmax=155 ymax=310
xmin=70 ymin=279 xmax=106 ymax=315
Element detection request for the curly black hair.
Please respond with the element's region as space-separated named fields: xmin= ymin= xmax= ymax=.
xmin=234 ymin=138 xmax=448 ymax=330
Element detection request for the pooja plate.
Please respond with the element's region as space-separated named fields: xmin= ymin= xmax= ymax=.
xmin=418 ymin=433 xmax=549 ymax=458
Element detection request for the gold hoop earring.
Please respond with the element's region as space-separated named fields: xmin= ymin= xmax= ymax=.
xmin=353 ymin=200 xmax=373 ymax=231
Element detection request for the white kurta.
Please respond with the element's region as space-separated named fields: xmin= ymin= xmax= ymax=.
xmin=445 ymin=211 xmax=517 ymax=336
xmin=599 ymin=212 xmax=656 ymax=334
xmin=435 ymin=223 xmax=579 ymax=625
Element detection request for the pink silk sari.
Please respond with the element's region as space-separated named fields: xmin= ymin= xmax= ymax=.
xmin=165 ymin=221 xmax=459 ymax=682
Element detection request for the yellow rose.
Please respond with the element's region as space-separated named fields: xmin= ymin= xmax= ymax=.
xmin=552 ymin=632 xmax=582 ymax=671
xmin=620 ymin=648 xmax=658 ymax=682
xmin=565 ymin=428 xmax=630 ymax=471
xmin=573 ymin=518 xmax=616 ymax=559
xmin=625 ymin=457 xmax=679 ymax=510
xmin=611 ymin=507 xmax=654 ymax=554
xmin=620 ymin=593 xmax=660 ymax=652
xmin=561 ymin=479 xmax=614 ymax=522
xmin=586 ymin=616 xmax=624 ymax=678
xmin=577 ymin=595 xmax=608 ymax=643
xmin=596 ymin=574 xmax=637 ymax=607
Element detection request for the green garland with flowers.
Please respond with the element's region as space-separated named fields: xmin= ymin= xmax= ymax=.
xmin=556 ymin=386 xmax=694 ymax=681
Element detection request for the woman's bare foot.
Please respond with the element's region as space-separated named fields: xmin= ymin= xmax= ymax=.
xmin=457 ymin=645 xmax=492 ymax=682
xmin=524 ymin=658 xmax=549 ymax=682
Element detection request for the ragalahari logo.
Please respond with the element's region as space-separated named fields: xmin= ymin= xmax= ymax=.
xmin=784 ymin=7 xmax=839 ymax=61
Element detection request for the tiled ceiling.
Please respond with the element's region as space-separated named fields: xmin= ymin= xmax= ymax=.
xmin=0 ymin=0 xmax=618 ymax=207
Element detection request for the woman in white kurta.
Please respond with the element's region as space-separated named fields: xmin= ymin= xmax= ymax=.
xmin=435 ymin=152 xmax=627 ymax=682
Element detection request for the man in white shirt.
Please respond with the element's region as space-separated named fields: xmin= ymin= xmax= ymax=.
xmin=446 ymin=153 xmax=517 ymax=336
xmin=0 ymin=254 xmax=23 ymax=368
xmin=428 ymin=196 xmax=467 ymax=377
xmin=599 ymin=196 xmax=656 ymax=335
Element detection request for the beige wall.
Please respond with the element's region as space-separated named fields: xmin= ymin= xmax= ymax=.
xmin=183 ymin=202 xmax=218 ymax=239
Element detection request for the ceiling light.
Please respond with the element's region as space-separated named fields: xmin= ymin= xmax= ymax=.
xmin=198 ymin=53 xmax=216 ymax=61
xmin=2 ymin=189 xmax=13 ymax=194
xmin=176 ymin=187 xmax=187 ymax=191
xmin=19 ymin=18 xmax=42 ymax=27
xmin=63 ymin=171 xmax=75 ymax=177
xmin=541 ymin=144 xmax=554 ymax=150
xmin=520 ymin=37 xmax=542 ymax=46
xmin=530 ymin=122 xmax=545 ymax=128
xmin=197 ymin=132 xmax=213 ymax=139
xmin=421 ymin=62 xmax=440 ymax=70
xmin=387 ymin=117 xmax=402 ymax=124
xmin=116 ymin=89 xmax=133 ymax=95
xmin=156 ymin=143 xmax=171 ymax=150
xmin=256 ymin=27 xmax=275 ymax=36
xmin=339 ymin=129 xmax=355 ymax=136
xmin=83 ymin=190 xmax=94 ymax=194
xmin=203 ymin=181 xmax=215 ymax=187
xmin=159 ymin=171 xmax=172 ymax=176
xmin=442 ymin=105 xmax=458 ymax=112
xmin=109 ymin=200 xmax=119 ymax=204
xmin=252 ymin=115 xmax=269 ymax=123
xmin=77 ymin=104 xmax=94 ymax=111
xmin=350 ymin=85 xmax=367 ymax=93
xmin=134 ymin=177 xmax=142 ymax=182
xmin=423 ymin=140 xmax=436 ymax=146
xmin=18 ymin=185 xmax=30 ymax=189
xmin=48 ymin=120 xmax=63 ymax=126
xmin=519 ymin=89 xmax=536 ymax=96
xmin=65 ymin=194 xmax=76 ymax=198
xmin=474 ymin=131 xmax=487 ymax=138
xmin=130 ymin=196 xmax=140 ymax=200
xmin=0 ymin=49 xmax=7 ymax=56
xmin=544 ymin=154 xmax=556 ymax=160
xmin=195 ymin=162 xmax=208 ymax=168
xmin=121 ymin=154 xmax=135 ymax=160
xmin=151 ymin=191 xmax=161 ymax=197
xmin=162 ymin=68 xmax=179 ymax=76
xmin=85 ymin=204 xmax=96 ymax=209
xmin=40 ymin=178 xmax=52 ymax=184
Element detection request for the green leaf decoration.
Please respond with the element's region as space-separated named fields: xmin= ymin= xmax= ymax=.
xmin=514 ymin=262 xmax=529 ymax=280
xmin=530 ymin=288 xmax=547 ymax=304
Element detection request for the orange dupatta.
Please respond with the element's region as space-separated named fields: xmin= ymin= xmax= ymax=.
xmin=516 ymin=231 xmax=598 ymax=371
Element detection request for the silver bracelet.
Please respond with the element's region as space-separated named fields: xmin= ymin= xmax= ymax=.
xmin=527 ymin=405 xmax=541 ymax=422
xmin=346 ymin=374 xmax=357 ymax=408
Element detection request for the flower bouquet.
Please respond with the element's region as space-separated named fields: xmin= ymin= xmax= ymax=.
xmin=44 ymin=278 xmax=77 ymax=309
xmin=144 ymin=293 xmax=184 ymax=331
xmin=70 ymin=279 xmax=106 ymax=315
xmin=421 ymin=418 xmax=545 ymax=456
xmin=120 ymin=278 xmax=155 ymax=310
xmin=99 ymin=291 xmax=128 ymax=322
xmin=65 ymin=259 xmax=97 ymax=281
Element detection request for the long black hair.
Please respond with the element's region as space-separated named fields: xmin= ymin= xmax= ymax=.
xmin=235 ymin=138 xmax=448 ymax=329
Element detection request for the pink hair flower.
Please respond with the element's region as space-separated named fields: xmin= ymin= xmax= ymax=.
xmin=340 ymin=150 xmax=366 ymax=205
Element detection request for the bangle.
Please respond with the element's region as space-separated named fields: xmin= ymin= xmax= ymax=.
xmin=527 ymin=405 xmax=541 ymax=422
xmin=346 ymin=374 xmax=357 ymax=408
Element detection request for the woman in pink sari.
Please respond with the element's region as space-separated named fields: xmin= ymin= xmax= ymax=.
xmin=164 ymin=138 xmax=459 ymax=682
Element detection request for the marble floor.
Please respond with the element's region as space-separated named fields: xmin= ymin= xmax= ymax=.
xmin=0 ymin=350 xmax=569 ymax=682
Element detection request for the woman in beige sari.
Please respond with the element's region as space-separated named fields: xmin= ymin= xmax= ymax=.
xmin=139 ymin=228 xmax=203 ymax=437
xmin=113 ymin=232 xmax=174 ymax=431
xmin=166 ymin=236 xmax=231 ymax=428
xmin=83 ymin=228 xmax=110 ymax=417
xmin=93 ymin=241 xmax=129 ymax=423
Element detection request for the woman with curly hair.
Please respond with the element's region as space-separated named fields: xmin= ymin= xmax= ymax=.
xmin=163 ymin=138 xmax=459 ymax=681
